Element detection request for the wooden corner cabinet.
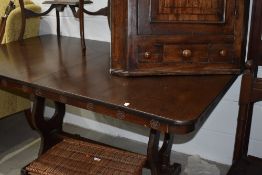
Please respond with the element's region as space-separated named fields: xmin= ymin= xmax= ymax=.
xmin=110 ymin=0 xmax=250 ymax=76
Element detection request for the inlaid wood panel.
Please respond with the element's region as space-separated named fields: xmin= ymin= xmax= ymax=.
xmin=154 ymin=0 xmax=226 ymax=23
xmin=138 ymin=0 xmax=236 ymax=35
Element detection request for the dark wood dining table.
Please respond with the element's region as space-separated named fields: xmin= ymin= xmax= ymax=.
xmin=0 ymin=35 xmax=238 ymax=174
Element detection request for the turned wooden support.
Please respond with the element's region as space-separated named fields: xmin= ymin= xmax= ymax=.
xmin=233 ymin=72 xmax=253 ymax=162
xmin=26 ymin=96 xmax=65 ymax=154
xmin=233 ymin=60 xmax=256 ymax=162
xmin=147 ymin=129 xmax=181 ymax=175
xmin=18 ymin=0 xmax=86 ymax=54
xmin=147 ymin=129 xmax=160 ymax=175
xmin=19 ymin=0 xmax=26 ymax=40
xmin=18 ymin=0 xmax=66 ymax=40
xmin=18 ymin=0 xmax=110 ymax=55
xmin=78 ymin=0 xmax=86 ymax=55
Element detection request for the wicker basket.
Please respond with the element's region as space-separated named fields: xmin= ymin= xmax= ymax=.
xmin=25 ymin=138 xmax=147 ymax=175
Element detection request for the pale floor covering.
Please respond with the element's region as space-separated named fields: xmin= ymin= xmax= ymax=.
xmin=0 ymin=113 xmax=230 ymax=175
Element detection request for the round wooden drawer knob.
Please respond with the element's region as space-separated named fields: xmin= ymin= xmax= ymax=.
xmin=144 ymin=51 xmax=151 ymax=59
xmin=219 ymin=49 xmax=227 ymax=57
xmin=182 ymin=49 xmax=192 ymax=58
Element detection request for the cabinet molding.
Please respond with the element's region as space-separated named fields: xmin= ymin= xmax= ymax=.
xmin=111 ymin=0 xmax=250 ymax=76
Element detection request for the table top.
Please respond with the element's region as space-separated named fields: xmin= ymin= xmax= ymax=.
xmin=0 ymin=35 xmax=237 ymax=134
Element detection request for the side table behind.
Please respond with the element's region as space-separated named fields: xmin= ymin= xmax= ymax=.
xmin=18 ymin=0 xmax=110 ymax=55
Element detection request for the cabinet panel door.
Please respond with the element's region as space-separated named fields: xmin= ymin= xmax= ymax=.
xmin=138 ymin=0 xmax=237 ymax=35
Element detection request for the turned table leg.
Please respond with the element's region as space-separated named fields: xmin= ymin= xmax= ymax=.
xmin=78 ymin=0 xmax=86 ymax=55
xmin=56 ymin=9 xmax=61 ymax=38
xmin=147 ymin=129 xmax=181 ymax=175
xmin=25 ymin=96 xmax=65 ymax=155
xmin=19 ymin=0 xmax=26 ymax=40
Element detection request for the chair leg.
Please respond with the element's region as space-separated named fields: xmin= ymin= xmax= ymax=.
xmin=232 ymin=68 xmax=254 ymax=162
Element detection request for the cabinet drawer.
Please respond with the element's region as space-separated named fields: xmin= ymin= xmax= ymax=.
xmin=138 ymin=43 xmax=210 ymax=63
xmin=138 ymin=44 xmax=162 ymax=63
xmin=138 ymin=43 xmax=236 ymax=64
xmin=163 ymin=44 xmax=209 ymax=63
xmin=209 ymin=44 xmax=236 ymax=63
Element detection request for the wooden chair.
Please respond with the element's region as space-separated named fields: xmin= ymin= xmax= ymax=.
xmin=227 ymin=0 xmax=262 ymax=174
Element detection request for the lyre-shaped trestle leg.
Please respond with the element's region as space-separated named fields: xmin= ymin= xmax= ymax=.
xmin=159 ymin=133 xmax=181 ymax=174
xmin=147 ymin=129 xmax=181 ymax=175
xmin=25 ymin=96 xmax=65 ymax=155
xmin=147 ymin=129 xmax=160 ymax=175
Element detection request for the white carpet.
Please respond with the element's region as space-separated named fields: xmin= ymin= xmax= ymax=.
xmin=0 ymin=138 xmax=40 ymax=175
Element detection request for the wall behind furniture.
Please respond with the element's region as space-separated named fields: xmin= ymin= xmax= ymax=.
xmin=32 ymin=0 xmax=262 ymax=165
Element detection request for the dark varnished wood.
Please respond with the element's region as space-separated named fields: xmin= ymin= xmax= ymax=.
xmin=0 ymin=19 xmax=5 ymax=43
xmin=18 ymin=0 xmax=26 ymax=41
xmin=232 ymin=0 xmax=262 ymax=162
xmin=147 ymin=129 xmax=181 ymax=175
xmin=232 ymin=62 xmax=254 ymax=162
xmin=227 ymin=156 xmax=262 ymax=175
xmin=229 ymin=72 xmax=262 ymax=175
xmin=0 ymin=35 xmax=239 ymax=175
xmin=78 ymin=0 xmax=85 ymax=54
xmin=28 ymin=96 xmax=65 ymax=154
xmin=247 ymin=0 xmax=262 ymax=66
xmin=227 ymin=0 xmax=262 ymax=174
xmin=111 ymin=0 xmax=250 ymax=75
xmin=0 ymin=35 xmax=237 ymax=134
xmin=227 ymin=65 xmax=262 ymax=175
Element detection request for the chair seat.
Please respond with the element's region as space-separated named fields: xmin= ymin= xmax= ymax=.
xmin=25 ymin=138 xmax=147 ymax=175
